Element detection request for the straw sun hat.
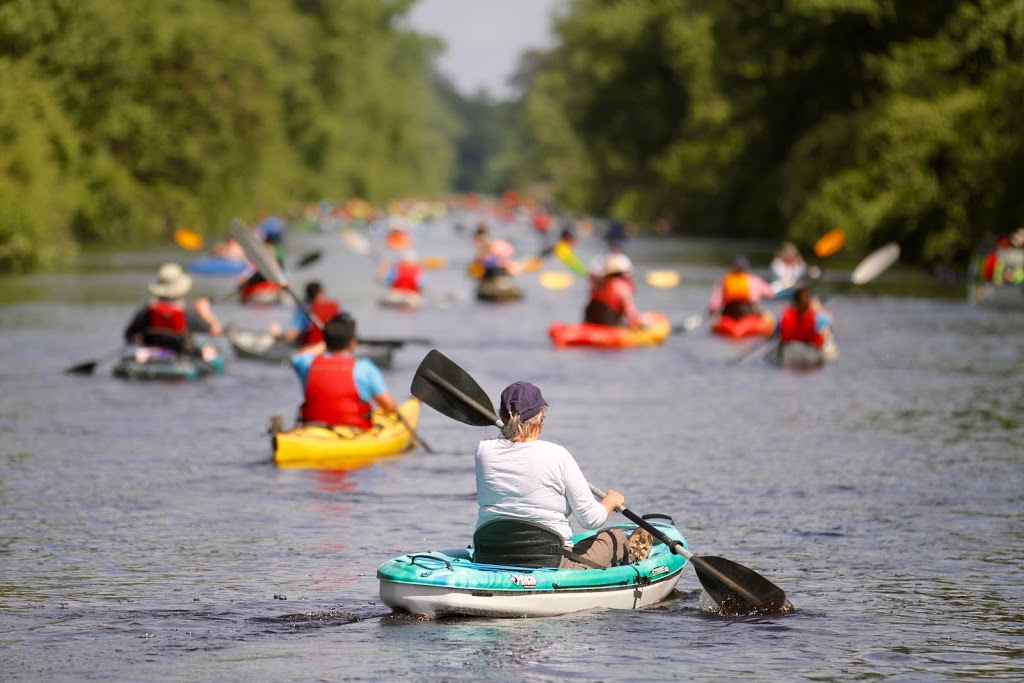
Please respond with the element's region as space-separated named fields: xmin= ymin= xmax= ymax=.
xmin=148 ymin=263 xmax=193 ymax=299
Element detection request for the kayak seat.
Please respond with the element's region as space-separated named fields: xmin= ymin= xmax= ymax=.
xmin=472 ymin=519 xmax=564 ymax=568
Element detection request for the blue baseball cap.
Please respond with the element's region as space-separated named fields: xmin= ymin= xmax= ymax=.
xmin=499 ymin=381 xmax=548 ymax=423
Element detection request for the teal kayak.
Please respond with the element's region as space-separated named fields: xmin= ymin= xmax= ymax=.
xmin=112 ymin=348 xmax=226 ymax=381
xmin=377 ymin=518 xmax=688 ymax=619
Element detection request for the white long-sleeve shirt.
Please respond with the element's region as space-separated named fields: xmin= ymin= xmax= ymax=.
xmin=475 ymin=437 xmax=608 ymax=544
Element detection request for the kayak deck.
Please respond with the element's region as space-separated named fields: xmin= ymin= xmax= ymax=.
xmin=548 ymin=311 xmax=670 ymax=348
xmin=272 ymin=398 xmax=420 ymax=470
xmin=112 ymin=347 xmax=226 ymax=381
xmin=377 ymin=519 xmax=687 ymax=619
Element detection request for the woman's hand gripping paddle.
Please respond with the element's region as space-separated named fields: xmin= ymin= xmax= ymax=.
xmin=410 ymin=348 xmax=791 ymax=615
xmin=231 ymin=222 xmax=434 ymax=453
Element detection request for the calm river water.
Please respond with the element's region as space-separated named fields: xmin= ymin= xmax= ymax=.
xmin=1 ymin=220 xmax=1022 ymax=682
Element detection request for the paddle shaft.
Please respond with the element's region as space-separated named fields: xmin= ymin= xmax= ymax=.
xmin=232 ymin=222 xmax=434 ymax=453
xmin=588 ymin=485 xmax=772 ymax=609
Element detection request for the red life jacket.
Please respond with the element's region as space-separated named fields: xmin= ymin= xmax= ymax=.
xmin=147 ymin=300 xmax=187 ymax=334
xmin=303 ymin=300 xmax=341 ymax=345
xmin=588 ymin=278 xmax=626 ymax=316
xmin=143 ymin=300 xmax=188 ymax=352
xmin=779 ymin=308 xmax=824 ymax=347
xmin=300 ymin=355 xmax=373 ymax=428
xmin=391 ymin=262 xmax=422 ymax=292
xmin=722 ymin=272 xmax=751 ymax=303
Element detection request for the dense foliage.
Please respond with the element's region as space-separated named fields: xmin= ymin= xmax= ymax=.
xmin=0 ymin=0 xmax=455 ymax=271
xmin=3 ymin=0 xmax=1021 ymax=272
xmin=498 ymin=0 xmax=1024 ymax=262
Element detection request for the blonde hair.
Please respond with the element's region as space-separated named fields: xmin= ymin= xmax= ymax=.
xmin=500 ymin=406 xmax=546 ymax=442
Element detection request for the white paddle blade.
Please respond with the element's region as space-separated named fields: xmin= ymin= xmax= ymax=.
xmin=341 ymin=229 xmax=373 ymax=256
xmin=229 ymin=220 xmax=287 ymax=286
xmin=851 ymin=243 xmax=900 ymax=285
xmin=644 ymin=270 xmax=681 ymax=288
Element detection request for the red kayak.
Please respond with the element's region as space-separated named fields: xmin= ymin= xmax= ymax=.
xmin=711 ymin=313 xmax=774 ymax=338
xmin=239 ymin=280 xmax=284 ymax=305
xmin=549 ymin=312 xmax=670 ymax=349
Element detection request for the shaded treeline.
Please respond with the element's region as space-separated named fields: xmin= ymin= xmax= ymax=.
xmin=495 ymin=0 xmax=1024 ymax=263
xmin=0 ymin=0 xmax=456 ymax=271
xmin=3 ymin=0 xmax=1022 ymax=273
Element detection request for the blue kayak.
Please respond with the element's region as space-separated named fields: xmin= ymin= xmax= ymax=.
xmin=377 ymin=518 xmax=688 ymax=619
xmin=187 ymin=256 xmax=248 ymax=276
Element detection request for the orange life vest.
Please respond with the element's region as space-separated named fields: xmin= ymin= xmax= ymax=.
xmin=779 ymin=308 xmax=824 ymax=347
xmin=721 ymin=272 xmax=752 ymax=303
xmin=300 ymin=355 xmax=373 ymax=428
xmin=303 ymin=300 xmax=341 ymax=345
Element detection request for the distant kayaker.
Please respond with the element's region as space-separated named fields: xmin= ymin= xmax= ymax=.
xmin=377 ymin=251 xmax=423 ymax=295
xmin=123 ymin=262 xmax=223 ymax=361
xmin=584 ymin=253 xmax=641 ymax=328
xmin=708 ymin=256 xmax=776 ymax=320
xmin=776 ymin=287 xmax=833 ymax=350
xmin=270 ymin=280 xmax=343 ymax=346
xmin=770 ymin=241 xmax=808 ymax=286
xmin=474 ymin=381 xmax=652 ymax=569
xmin=289 ymin=313 xmax=397 ymax=428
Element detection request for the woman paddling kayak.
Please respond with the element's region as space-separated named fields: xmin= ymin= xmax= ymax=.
xmin=474 ymin=380 xmax=652 ymax=568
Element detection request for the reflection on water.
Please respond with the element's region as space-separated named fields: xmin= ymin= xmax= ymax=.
xmin=1 ymin=227 xmax=1022 ymax=681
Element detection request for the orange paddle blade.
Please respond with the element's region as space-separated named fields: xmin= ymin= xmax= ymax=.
xmin=814 ymin=229 xmax=846 ymax=258
xmin=174 ymin=228 xmax=204 ymax=251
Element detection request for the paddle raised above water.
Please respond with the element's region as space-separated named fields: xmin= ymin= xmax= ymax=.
xmin=231 ymin=221 xmax=434 ymax=453
xmin=410 ymin=348 xmax=791 ymax=615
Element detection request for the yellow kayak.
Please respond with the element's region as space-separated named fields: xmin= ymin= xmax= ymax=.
xmin=272 ymin=398 xmax=420 ymax=470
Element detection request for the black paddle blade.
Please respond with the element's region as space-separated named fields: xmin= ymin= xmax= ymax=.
xmin=690 ymin=555 xmax=791 ymax=615
xmin=411 ymin=350 xmax=498 ymax=427
xmin=65 ymin=361 xmax=98 ymax=375
xmin=296 ymin=250 xmax=322 ymax=268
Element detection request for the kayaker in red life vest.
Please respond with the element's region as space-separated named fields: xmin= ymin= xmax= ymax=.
xmin=378 ymin=251 xmax=423 ymax=294
xmin=270 ymin=280 xmax=342 ymax=345
xmin=474 ymin=381 xmax=653 ymax=569
xmin=584 ymin=253 xmax=642 ymax=328
xmin=289 ymin=313 xmax=397 ymax=428
xmin=776 ymin=287 xmax=833 ymax=347
xmin=708 ymin=256 xmax=777 ymax=320
xmin=123 ymin=263 xmax=224 ymax=361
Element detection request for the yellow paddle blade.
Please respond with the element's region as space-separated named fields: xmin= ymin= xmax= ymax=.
xmin=467 ymin=262 xmax=484 ymax=279
xmin=174 ymin=228 xmax=204 ymax=251
xmin=554 ymin=241 xmax=589 ymax=276
xmin=644 ymin=269 xmax=681 ymax=288
xmin=539 ymin=271 xmax=574 ymax=290
xmin=422 ymin=255 xmax=447 ymax=270
xmin=814 ymin=228 xmax=846 ymax=258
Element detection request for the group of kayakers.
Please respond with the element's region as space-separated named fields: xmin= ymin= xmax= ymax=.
xmin=119 ymin=213 xmax=839 ymax=572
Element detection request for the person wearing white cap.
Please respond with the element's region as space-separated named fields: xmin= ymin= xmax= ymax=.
xmin=583 ymin=252 xmax=641 ymax=328
xmin=123 ymin=263 xmax=224 ymax=361
xmin=472 ymin=381 xmax=652 ymax=570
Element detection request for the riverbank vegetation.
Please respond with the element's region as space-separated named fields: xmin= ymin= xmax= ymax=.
xmin=2 ymin=0 xmax=1021 ymax=272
